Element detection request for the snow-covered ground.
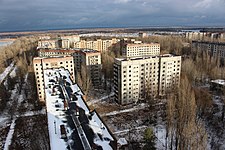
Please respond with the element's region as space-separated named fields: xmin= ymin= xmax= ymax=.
xmin=3 ymin=118 xmax=16 ymax=150
xmin=102 ymin=103 xmax=147 ymax=117
xmin=0 ymin=62 xmax=15 ymax=84
xmin=87 ymin=92 xmax=114 ymax=105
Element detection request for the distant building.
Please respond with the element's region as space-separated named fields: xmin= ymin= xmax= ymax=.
xmin=74 ymin=38 xmax=120 ymax=52
xmin=38 ymin=39 xmax=59 ymax=49
xmin=139 ymin=32 xmax=148 ymax=38
xmin=60 ymin=35 xmax=80 ymax=48
xmin=33 ymin=56 xmax=75 ymax=102
xmin=60 ymin=35 xmax=80 ymax=43
xmin=37 ymin=48 xmax=102 ymax=87
xmin=122 ymin=42 xmax=160 ymax=58
xmin=192 ymin=41 xmax=225 ymax=59
xmin=39 ymin=35 xmax=51 ymax=40
xmin=185 ymin=32 xmax=206 ymax=40
xmin=59 ymin=39 xmax=70 ymax=49
xmin=113 ymin=54 xmax=181 ymax=105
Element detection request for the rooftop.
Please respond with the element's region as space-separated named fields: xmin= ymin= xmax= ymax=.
xmin=115 ymin=54 xmax=178 ymax=61
xmin=37 ymin=48 xmax=100 ymax=54
xmin=43 ymin=68 xmax=116 ymax=150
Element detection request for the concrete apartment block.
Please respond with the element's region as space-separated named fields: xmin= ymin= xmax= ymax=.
xmin=33 ymin=56 xmax=75 ymax=102
xmin=122 ymin=43 xmax=160 ymax=58
xmin=192 ymin=41 xmax=225 ymax=59
xmin=37 ymin=48 xmax=102 ymax=87
xmin=73 ymin=38 xmax=119 ymax=52
xmin=114 ymin=54 xmax=181 ymax=105
xmin=158 ymin=54 xmax=181 ymax=95
xmin=38 ymin=39 xmax=59 ymax=49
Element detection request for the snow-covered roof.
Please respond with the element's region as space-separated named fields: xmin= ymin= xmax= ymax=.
xmin=43 ymin=68 xmax=116 ymax=150
xmin=44 ymin=69 xmax=71 ymax=150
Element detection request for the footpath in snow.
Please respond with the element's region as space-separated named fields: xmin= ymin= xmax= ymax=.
xmin=101 ymin=103 xmax=147 ymax=117
xmin=0 ymin=62 xmax=15 ymax=84
xmin=3 ymin=118 xmax=16 ymax=150
xmin=87 ymin=92 xmax=114 ymax=105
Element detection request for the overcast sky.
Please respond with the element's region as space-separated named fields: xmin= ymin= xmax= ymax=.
xmin=0 ymin=0 xmax=225 ymax=31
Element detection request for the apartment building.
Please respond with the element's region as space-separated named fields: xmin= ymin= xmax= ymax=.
xmin=60 ymin=35 xmax=80 ymax=43
xmin=114 ymin=55 xmax=181 ymax=105
xmin=79 ymin=49 xmax=102 ymax=86
xmin=60 ymin=35 xmax=80 ymax=48
xmin=38 ymin=39 xmax=59 ymax=49
xmin=37 ymin=48 xmax=102 ymax=87
xmin=33 ymin=56 xmax=75 ymax=102
xmin=192 ymin=41 xmax=225 ymax=58
xmin=59 ymin=39 xmax=70 ymax=49
xmin=158 ymin=54 xmax=181 ymax=95
xmin=139 ymin=32 xmax=148 ymax=38
xmin=185 ymin=32 xmax=206 ymax=40
xmin=122 ymin=42 xmax=160 ymax=58
xmin=74 ymin=38 xmax=119 ymax=52
xmin=39 ymin=35 xmax=51 ymax=40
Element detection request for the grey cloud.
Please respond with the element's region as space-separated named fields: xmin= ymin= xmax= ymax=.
xmin=0 ymin=0 xmax=225 ymax=31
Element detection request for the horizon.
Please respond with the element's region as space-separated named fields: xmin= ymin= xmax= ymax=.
xmin=1 ymin=25 xmax=225 ymax=33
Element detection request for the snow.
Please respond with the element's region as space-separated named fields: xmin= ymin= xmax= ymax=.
xmin=211 ymin=79 xmax=225 ymax=86
xmin=44 ymin=69 xmax=70 ymax=150
xmin=0 ymin=117 xmax=9 ymax=128
xmin=9 ymin=67 xmax=17 ymax=78
xmin=87 ymin=92 xmax=114 ymax=105
xmin=102 ymin=103 xmax=147 ymax=117
xmin=0 ymin=62 xmax=15 ymax=84
xmin=114 ymin=125 xmax=147 ymax=134
xmin=117 ymin=138 xmax=128 ymax=146
xmin=3 ymin=118 xmax=16 ymax=150
xmin=154 ymin=124 xmax=166 ymax=149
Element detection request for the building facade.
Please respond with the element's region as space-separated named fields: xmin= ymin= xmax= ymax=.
xmin=122 ymin=42 xmax=160 ymax=58
xmin=158 ymin=54 xmax=181 ymax=95
xmin=74 ymin=38 xmax=119 ymax=52
xmin=38 ymin=39 xmax=59 ymax=49
xmin=79 ymin=49 xmax=102 ymax=86
xmin=33 ymin=56 xmax=75 ymax=102
xmin=37 ymin=48 xmax=102 ymax=87
xmin=114 ymin=55 xmax=181 ymax=105
xmin=192 ymin=41 xmax=225 ymax=59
